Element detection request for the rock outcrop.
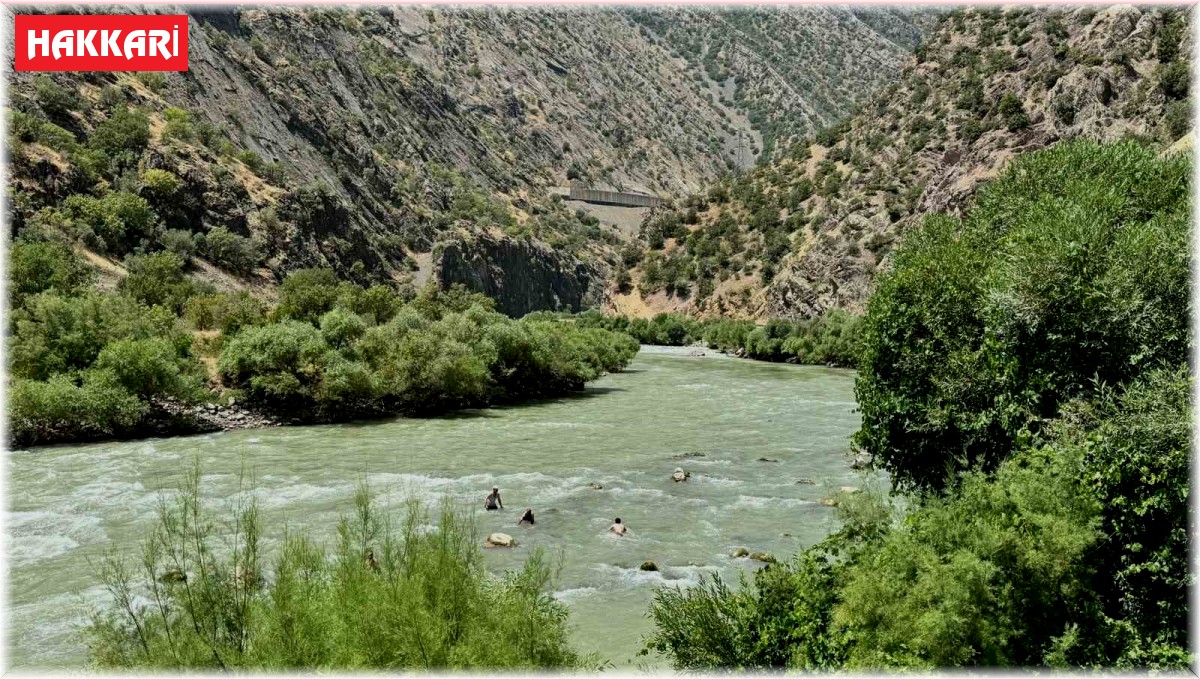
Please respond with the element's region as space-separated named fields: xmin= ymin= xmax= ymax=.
xmin=435 ymin=234 xmax=605 ymax=317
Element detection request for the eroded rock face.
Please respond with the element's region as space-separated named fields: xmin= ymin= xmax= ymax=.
xmin=434 ymin=234 xmax=605 ymax=317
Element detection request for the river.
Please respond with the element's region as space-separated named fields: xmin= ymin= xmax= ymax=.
xmin=6 ymin=346 xmax=864 ymax=671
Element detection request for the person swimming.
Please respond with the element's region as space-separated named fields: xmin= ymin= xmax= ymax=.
xmin=609 ymin=517 xmax=627 ymax=536
xmin=517 ymin=508 xmax=536 ymax=526
xmin=484 ymin=487 xmax=503 ymax=511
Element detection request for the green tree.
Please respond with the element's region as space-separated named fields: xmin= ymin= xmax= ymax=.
xmin=10 ymin=240 xmax=94 ymax=304
xmin=275 ymin=268 xmax=341 ymax=324
xmin=64 ymin=191 xmax=155 ymax=254
xmin=94 ymin=336 xmax=196 ymax=399
xmin=88 ymin=107 xmax=150 ymax=157
xmin=854 ymin=141 xmax=1190 ymax=491
xmin=117 ymin=252 xmax=196 ymax=313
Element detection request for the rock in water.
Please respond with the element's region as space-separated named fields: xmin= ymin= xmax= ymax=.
xmin=639 ymin=561 xmax=659 ymax=571
xmin=795 ymin=477 xmax=817 ymax=485
xmin=851 ymin=452 xmax=874 ymax=470
xmin=486 ymin=532 xmax=516 ymax=548
xmin=731 ymin=547 xmax=750 ymax=558
xmin=587 ymin=482 xmax=604 ymax=490
xmin=671 ymin=467 xmax=689 ymax=482
xmin=748 ymin=551 xmax=776 ymax=564
xmin=819 ymin=497 xmax=839 ymax=507
xmin=756 ymin=457 xmax=780 ymax=463
xmin=840 ymin=486 xmax=861 ymax=495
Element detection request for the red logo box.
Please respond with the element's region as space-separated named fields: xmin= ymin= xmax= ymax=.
xmin=14 ymin=14 xmax=188 ymax=72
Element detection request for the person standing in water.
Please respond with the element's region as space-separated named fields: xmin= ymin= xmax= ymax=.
xmin=517 ymin=508 xmax=536 ymax=526
xmin=484 ymin=487 xmax=503 ymax=511
xmin=609 ymin=517 xmax=627 ymax=536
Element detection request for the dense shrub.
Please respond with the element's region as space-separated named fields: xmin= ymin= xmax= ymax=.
xmin=86 ymin=467 xmax=595 ymax=670
xmin=10 ymin=239 xmax=94 ymax=304
xmin=10 ymin=292 xmax=186 ymax=381
xmin=567 ymin=310 xmax=862 ymax=368
xmin=195 ymin=227 xmax=263 ymax=274
xmin=94 ymin=337 xmax=199 ymax=399
xmin=319 ymin=307 xmax=367 ymax=348
xmin=222 ymin=283 xmax=636 ymax=417
xmin=854 ymin=141 xmax=1190 ymax=491
xmin=274 ymin=268 xmax=341 ymax=324
xmin=217 ymin=320 xmax=329 ymax=403
xmin=117 ymin=252 xmax=197 ymax=313
xmin=64 ymin=191 xmax=155 ymax=254
xmin=648 ymin=370 xmax=1191 ymax=669
xmin=217 ymin=292 xmax=268 ymax=336
xmin=88 ymin=107 xmax=150 ymax=157
xmin=33 ymin=75 xmax=81 ymax=122
xmin=9 ymin=252 xmax=634 ymax=445
xmin=10 ymin=371 xmax=147 ymax=445
xmin=8 ymin=277 xmax=202 ymax=446
xmin=646 ymin=141 xmax=1192 ymax=672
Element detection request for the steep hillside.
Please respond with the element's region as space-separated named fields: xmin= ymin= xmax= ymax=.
xmin=627 ymin=7 xmax=937 ymax=162
xmin=617 ymin=6 xmax=1191 ymax=320
xmin=5 ymin=5 xmax=924 ymax=316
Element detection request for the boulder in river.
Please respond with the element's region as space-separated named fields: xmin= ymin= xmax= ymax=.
xmin=851 ymin=452 xmax=874 ymax=470
xmin=756 ymin=457 xmax=780 ymax=463
xmin=731 ymin=547 xmax=750 ymax=558
xmin=795 ymin=478 xmax=817 ymax=485
xmin=639 ymin=561 xmax=659 ymax=572
xmin=587 ymin=482 xmax=604 ymax=490
xmin=486 ymin=532 xmax=516 ymax=548
xmin=671 ymin=467 xmax=690 ymax=482
xmin=819 ymin=497 xmax=839 ymax=507
xmin=748 ymin=551 xmax=776 ymax=564
xmin=672 ymin=452 xmax=706 ymax=459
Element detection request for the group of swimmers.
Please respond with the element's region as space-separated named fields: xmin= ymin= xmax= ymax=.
xmin=484 ymin=486 xmax=628 ymax=535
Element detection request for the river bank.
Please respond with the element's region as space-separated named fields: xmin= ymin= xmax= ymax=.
xmin=12 ymin=343 xmax=801 ymax=449
xmin=7 ymin=346 xmax=867 ymax=670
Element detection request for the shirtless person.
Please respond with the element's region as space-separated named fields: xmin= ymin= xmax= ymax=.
xmin=609 ymin=517 xmax=627 ymax=536
xmin=484 ymin=487 xmax=503 ymax=511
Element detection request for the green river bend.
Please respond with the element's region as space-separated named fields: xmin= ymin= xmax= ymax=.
xmin=7 ymin=346 xmax=866 ymax=670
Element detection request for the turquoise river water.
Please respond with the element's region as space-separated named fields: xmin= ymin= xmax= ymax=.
xmin=6 ymin=346 xmax=865 ymax=670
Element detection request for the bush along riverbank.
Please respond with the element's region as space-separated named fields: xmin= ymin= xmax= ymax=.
xmin=642 ymin=141 xmax=1193 ymax=670
xmin=8 ymin=254 xmax=638 ymax=448
xmin=87 ymin=462 xmax=599 ymax=671
xmin=528 ymin=308 xmax=863 ymax=368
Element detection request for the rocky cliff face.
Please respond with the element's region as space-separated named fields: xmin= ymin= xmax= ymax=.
xmin=435 ymin=234 xmax=604 ymax=318
xmin=5 ymin=4 xmax=925 ymax=312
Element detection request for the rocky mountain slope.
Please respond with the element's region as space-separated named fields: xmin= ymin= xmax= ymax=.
xmin=617 ymin=6 xmax=1191 ymax=320
xmin=5 ymin=5 xmax=925 ymax=316
xmin=626 ymin=7 xmax=937 ymax=162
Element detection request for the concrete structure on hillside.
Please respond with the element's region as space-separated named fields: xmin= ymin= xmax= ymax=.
xmin=568 ymin=186 xmax=668 ymax=208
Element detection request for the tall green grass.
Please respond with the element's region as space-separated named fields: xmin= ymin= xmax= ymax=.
xmin=86 ymin=462 xmax=597 ymax=670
